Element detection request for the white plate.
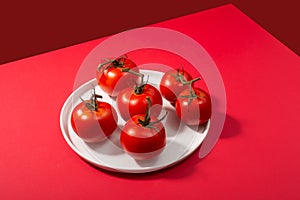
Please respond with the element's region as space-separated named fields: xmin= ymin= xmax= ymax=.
xmin=60 ymin=70 xmax=209 ymax=173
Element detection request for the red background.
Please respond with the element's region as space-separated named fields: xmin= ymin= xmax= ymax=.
xmin=0 ymin=0 xmax=299 ymax=64
xmin=1 ymin=4 xmax=299 ymax=199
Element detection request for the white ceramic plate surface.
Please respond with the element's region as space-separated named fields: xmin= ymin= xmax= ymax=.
xmin=60 ymin=70 xmax=209 ymax=173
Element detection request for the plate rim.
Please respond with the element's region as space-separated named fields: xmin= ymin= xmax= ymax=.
xmin=59 ymin=70 xmax=209 ymax=173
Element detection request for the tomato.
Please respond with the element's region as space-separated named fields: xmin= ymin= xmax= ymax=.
xmin=96 ymin=56 xmax=139 ymax=97
xmin=175 ymin=87 xmax=211 ymax=126
xmin=160 ymin=68 xmax=193 ymax=105
xmin=120 ymin=98 xmax=167 ymax=160
xmin=71 ymin=89 xmax=118 ymax=143
xmin=116 ymin=83 xmax=163 ymax=121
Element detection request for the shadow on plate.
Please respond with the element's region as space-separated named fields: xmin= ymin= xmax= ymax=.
xmin=89 ymin=148 xmax=204 ymax=180
xmin=84 ymin=139 xmax=205 ymax=180
xmin=86 ymin=127 xmax=124 ymax=156
xmin=163 ymin=107 xmax=181 ymax=137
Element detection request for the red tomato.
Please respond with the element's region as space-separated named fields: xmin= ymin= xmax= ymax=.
xmin=116 ymin=84 xmax=163 ymax=121
xmin=160 ymin=68 xmax=193 ymax=105
xmin=120 ymin=114 xmax=166 ymax=160
xmin=71 ymin=90 xmax=118 ymax=143
xmin=96 ymin=56 xmax=139 ymax=97
xmin=175 ymin=87 xmax=211 ymax=126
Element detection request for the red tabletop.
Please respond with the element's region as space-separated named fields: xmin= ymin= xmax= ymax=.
xmin=1 ymin=4 xmax=299 ymax=200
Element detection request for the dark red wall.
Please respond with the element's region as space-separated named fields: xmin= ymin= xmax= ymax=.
xmin=0 ymin=0 xmax=299 ymax=64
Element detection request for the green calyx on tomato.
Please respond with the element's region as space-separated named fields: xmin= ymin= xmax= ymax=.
xmin=178 ymin=77 xmax=201 ymax=105
xmin=71 ymin=87 xmax=118 ymax=143
xmin=169 ymin=67 xmax=190 ymax=84
xmin=137 ymin=96 xmax=167 ymax=131
xmin=121 ymin=68 xmax=144 ymax=80
xmin=80 ymin=87 xmax=103 ymax=111
xmin=121 ymin=68 xmax=146 ymax=95
xmin=182 ymin=77 xmax=201 ymax=85
xmin=97 ymin=55 xmax=128 ymax=72
xmin=175 ymin=87 xmax=211 ymax=126
xmin=96 ymin=56 xmax=139 ymax=97
xmin=132 ymin=76 xmax=147 ymax=95
xmin=170 ymin=67 xmax=201 ymax=86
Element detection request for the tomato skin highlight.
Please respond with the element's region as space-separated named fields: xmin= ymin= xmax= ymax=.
xmin=120 ymin=115 xmax=166 ymax=160
xmin=160 ymin=69 xmax=192 ymax=104
xmin=96 ymin=57 xmax=139 ymax=97
xmin=116 ymin=84 xmax=163 ymax=121
xmin=71 ymin=101 xmax=118 ymax=143
xmin=175 ymin=88 xmax=211 ymax=126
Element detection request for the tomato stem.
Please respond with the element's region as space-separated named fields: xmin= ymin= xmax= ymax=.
xmin=121 ymin=68 xmax=146 ymax=95
xmin=97 ymin=55 xmax=128 ymax=71
xmin=182 ymin=77 xmax=201 ymax=85
xmin=145 ymin=112 xmax=168 ymax=131
xmin=138 ymin=96 xmax=151 ymax=126
xmin=170 ymin=67 xmax=188 ymax=84
xmin=137 ymin=96 xmax=168 ymax=130
xmin=121 ymin=68 xmax=144 ymax=80
xmin=80 ymin=88 xmax=103 ymax=111
xmin=188 ymin=84 xmax=197 ymax=98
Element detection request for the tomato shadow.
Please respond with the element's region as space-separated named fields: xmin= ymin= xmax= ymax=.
xmin=94 ymin=148 xmax=205 ymax=180
xmin=163 ymin=107 xmax=180 ymax=137
xmin=82 ymin=113 xmax=237 ymax=179
xmin=184 ymin=121 xmax=209 ymax=134
xmin=83 ymin=115 xmax=240 ymax=179
xmin=132 ymin=138 xmax=187 ymax=168
xmin=220 ymin=114 xmax=241 ymax=139
xmin=86 ymin=139 xmax=205 ymax=180
xmin=88 ymin=112 xmax=210 ymax=179
xmin=86 ymin=127 xmax=124 ymax=155
xmin=133 ymin=156 xmax=161 ymax=168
